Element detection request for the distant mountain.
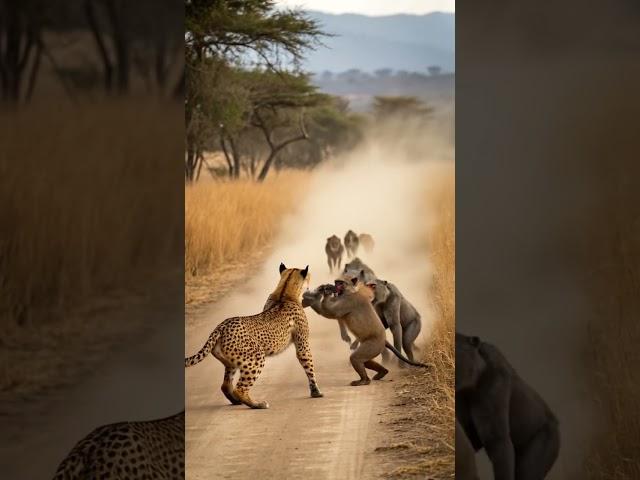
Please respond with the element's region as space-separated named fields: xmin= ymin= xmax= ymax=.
xmin=302 ymin=11 xmax=454 ymax=74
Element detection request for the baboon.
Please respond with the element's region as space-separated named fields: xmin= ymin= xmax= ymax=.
xmin=302 ymin=279 xmax=428 ymax=386
xmin=343 ymin=257 xmax=376 ymax=283
xmin=456 ymin=419 xmax=479 ymax=480
xmin=366 ymin=277 xmax=422 ymax=363
xmin=325 ymin=235 xmax=344 ymax=273
xmin=344 ymin=230 xmax=359 ymax=258
xmin=337 ymin=258 xmax=376 ymax=346
xmin=456 ymin=333 xmax=560 ymax=480
xmin=358 ymin=233 xmax=375 ymax=254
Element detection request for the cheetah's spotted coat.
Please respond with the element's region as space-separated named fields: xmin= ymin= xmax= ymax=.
xmin=52 ymin=411 xmax=184 ymax=479
xmin=185 ymin=264 xmax=323 ymax=408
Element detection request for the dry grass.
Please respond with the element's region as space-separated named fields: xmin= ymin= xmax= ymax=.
xmin=584 ymin=164 xmax=640 ymax=479
xmin=377 ymin=166 xmax=455 ymax=479
xmin=185 ymin=171 xmax=308 ymax=278
xmin=0 ymin=99 xmax=182 ymax=397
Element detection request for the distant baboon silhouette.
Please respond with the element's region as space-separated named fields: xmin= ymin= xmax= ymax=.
xmin=344 ymin=230 xmax=359 ymax=258
xmin=358 ymin=233 xmax=374 ymax=254
xmin=325 ymin=235 xmax=344 ymax=273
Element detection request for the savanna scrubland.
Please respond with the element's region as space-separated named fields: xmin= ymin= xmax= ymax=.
xmin=185 ymin=111 xmax=455 ymax=478
xmin=0 ymin=100 xmax=182 ymax=405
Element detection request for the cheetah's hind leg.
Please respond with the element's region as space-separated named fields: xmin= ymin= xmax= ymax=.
xmin=221 ymin=367 xmax=242 ymax=405
xmin=213 ymin=348 xmax=242 ymax=405
xmin=233 ymin=351 xmax=269 ymax=409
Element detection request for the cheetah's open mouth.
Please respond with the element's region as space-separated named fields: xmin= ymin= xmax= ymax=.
xmin=334 ymin=281 xmax=346 ymax=295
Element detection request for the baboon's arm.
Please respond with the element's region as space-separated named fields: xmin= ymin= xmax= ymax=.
xmin=321 ymin=295 xmax=354 ymax=318
xmin=338 ymin=320 xmax=351 ymax=343
xmin=383 ymin=296 xmax=403 ymax=351
xmin=382 ymin=296 xmax=402 ymax=327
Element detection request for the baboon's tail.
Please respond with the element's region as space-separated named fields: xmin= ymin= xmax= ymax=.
xmin=385 ymin=341 xmax=431 ymax=368
xmin=185 ymin=327 xmax=223 ymax=367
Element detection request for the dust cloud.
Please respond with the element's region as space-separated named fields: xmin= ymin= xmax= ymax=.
xmin=197 ymin=119 xmax=454 ymax=350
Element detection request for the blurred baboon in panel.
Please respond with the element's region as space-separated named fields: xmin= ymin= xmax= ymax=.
xmin=457 ymin=0 xmax=640 ymax=478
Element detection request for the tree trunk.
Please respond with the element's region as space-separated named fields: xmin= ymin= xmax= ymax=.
xmin=84 ymin=0 xmax=113 ymax=93
xmin=220 ymin=136 xmax=234 ymax=177
xmin=185 ymin=143 xmax=197 ymax=182
xmin=104 ymin=0 xmax=130 ymax=94
xmin=228 ymin=136 xmax=241 ymax=179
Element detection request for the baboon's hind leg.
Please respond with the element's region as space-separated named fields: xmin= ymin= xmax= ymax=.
xmin=402 ymin=320 xmax=421 ymax=362
xmin=349 ymin=340 xmax=383 ymax=386
xmin=365 ymin=360 xmax=389 ymax=380
xmin=233 ymin=352 xmax=269 ymax=409
xmin=515 ymin=422 xmax=560 ymax=480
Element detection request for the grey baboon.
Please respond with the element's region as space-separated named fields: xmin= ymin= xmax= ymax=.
xmin=343 ymin=257 xmax=376 ymax=283
xmin=456 ymin=333 xmax=560 ymax=480
xmin=344 ymin=230 xmax=359 ymax=258
xmin=358 ymin=233 xmax=375 ymax=254
xmin=456 ymin=419 xmax=479 ymax=480
xmin=325 ymin=235 xmax=344 ymax=274
xmin=366 ymin=277 xmax=422 ymax=363
xmin=302 ymin=280 xmax=428 ymax=385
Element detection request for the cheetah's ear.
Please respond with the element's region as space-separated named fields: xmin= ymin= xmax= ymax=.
xmin=351 ymin=277 xmax=358 ymax=286
xmin=279 ymin=262 xmax=286 ymax=274
xmin=301 ymin=265 xmax=309 ymax=279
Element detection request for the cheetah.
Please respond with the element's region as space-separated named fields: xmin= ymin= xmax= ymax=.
xmin=52 ymin=411 xmax=184 ymax=479
xmin=185 ymin=263 xmax=323 ymax=409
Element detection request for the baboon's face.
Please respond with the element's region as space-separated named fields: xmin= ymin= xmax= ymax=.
xmin=367 ymin=279 xmax=390 ymax=303
xmin=334 ymin=277 xmax=358 ymax=296
xmin=345 ymin=231 xmax=357 ymax=244
xmin=455 ymin=333 xmax=485 ymax=392
xmin=327 ymin=235 xmax=341 ymax=250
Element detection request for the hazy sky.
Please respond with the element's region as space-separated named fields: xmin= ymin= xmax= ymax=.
xmin=277 ymin=0 xmax=455 ymax=16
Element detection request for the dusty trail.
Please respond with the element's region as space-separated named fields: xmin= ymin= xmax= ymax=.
xmin=186 ymin=143 xmax=452 ymax=479
xmin=186 ymin=305 xmax=394 ymax=480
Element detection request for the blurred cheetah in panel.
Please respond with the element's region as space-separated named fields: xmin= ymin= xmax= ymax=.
xmin=52 ymin=411 xmax=184 ymax=479
xmin=185 ymin=263 xmax=323 ymax=409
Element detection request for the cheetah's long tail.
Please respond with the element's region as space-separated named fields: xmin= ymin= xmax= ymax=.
xmin=185 ymin=327 xmax=223 ymax=367
xmin=385 ymin=341 xmax=432 ymax=368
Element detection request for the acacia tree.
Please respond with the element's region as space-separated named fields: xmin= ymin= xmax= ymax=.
xmin=184 ymin=0 xmax=323 ymax=182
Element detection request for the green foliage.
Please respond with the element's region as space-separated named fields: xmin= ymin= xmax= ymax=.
xmin=372 ymin=95 xmax=434 ymax=119
xmin=184 ymin=0 xmax=361 ymax=181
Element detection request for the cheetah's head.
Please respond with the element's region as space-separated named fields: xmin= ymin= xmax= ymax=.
xmin=276 ymin=262 xmax=310 ymax=303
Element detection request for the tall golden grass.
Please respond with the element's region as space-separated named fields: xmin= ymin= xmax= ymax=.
xmin=185 ymin=171 xmax=309 ymax=278
xmin=422 ymin=167 xmax=455 ymax=475
xmin=0 ymin=100 xmax=182 ymax=394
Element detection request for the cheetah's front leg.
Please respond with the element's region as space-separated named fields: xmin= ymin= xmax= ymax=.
xmin=293 ymin=326 xmax=323 ymax=398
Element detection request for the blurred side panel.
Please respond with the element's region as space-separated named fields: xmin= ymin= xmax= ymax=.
xmin=457 ymin=1 xmax=640 ymax=479
xmin=0 ymin=1 xmax=184 ymax=478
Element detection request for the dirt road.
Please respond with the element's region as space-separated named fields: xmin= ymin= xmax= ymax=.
xmin=186 ymin=151 xmax=451 ymax=479
xmin=186 ymin=297 xmax=399 ymax=480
